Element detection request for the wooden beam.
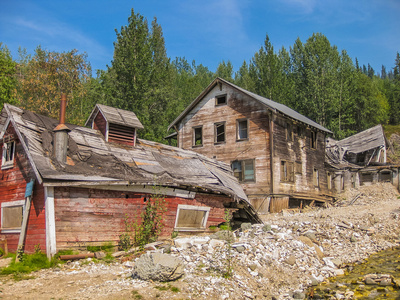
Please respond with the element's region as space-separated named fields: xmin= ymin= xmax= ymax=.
xmin=45 ymin=186 xmax=57 ymax=259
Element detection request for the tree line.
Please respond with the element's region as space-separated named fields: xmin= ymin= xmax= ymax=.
xmin=1 ymin=8 xmax=399 ymax=142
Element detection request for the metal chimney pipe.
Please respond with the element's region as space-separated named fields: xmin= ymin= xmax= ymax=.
xmin=53 ymin=94 xmax=70 ymax=165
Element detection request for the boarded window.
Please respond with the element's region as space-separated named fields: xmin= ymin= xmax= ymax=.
xmin=231 ymin=159 xmax=255 ymax=182
xmin=2 ymin=141 xmax=15 ymax=169
xmin=214 ymin=122 xmax=226 ymax=143
xmin=286 ymin=123 xmax=292 ymax=141
xmin=175 ymin=205 xmax=210 ymax=230
xmin=237 ymin=119 xmax=248 ymax=140
xmin=327 ymin=172 xmax=332 ymax=189
xmin=360 ymin=172 xmax=373 ymax=185
xmin=313 ymin=168 xmax=319 ymax=187
xmin=295 ymin=161 xmax=302 ymax=174
xmin=310 ymin=131 xmax=317 ymax=149
xmin=1 ymin=200 xmax=24 ymax=232
xmin=216 ymin=94 xmax=227 ymax=106
xmin=280 ymin=161 xmax=294 ymax=182
xmin=193 ymin=126 xmax=203 ymax=146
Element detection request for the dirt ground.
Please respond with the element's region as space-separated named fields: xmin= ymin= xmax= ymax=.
xmin=0 ymin=182 xmax=399 ymax=300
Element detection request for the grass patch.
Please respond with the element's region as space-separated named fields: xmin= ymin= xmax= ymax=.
xmin=154 ymin=283 xmax=180 ymax=293
xmin=86 ymin=242 xmax=114 ymax=253
xmin=0 ymin=252 xmax=57 ymax=277
xmin=131 ymin=289 xmax=143 ymax=299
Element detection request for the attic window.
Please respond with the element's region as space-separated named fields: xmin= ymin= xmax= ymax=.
xmin=216 ymin=95 xmax=227 ymax=106
xmin=1 ymin=141 xmax=15 ymax=169
xmin=174 ymin=205 xmax=210 ymax=231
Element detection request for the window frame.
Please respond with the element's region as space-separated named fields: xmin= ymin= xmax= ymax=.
xmin=231 ymin=159 xmax=255 ymax=183
xmin=313 ymin=168 xmax=319 ymax=187
xmin=280 ymin=160 xmax=294 ymax=182
xmin=215 ymin=94 xmax=227 ymax=106
xmin=310 ymin=131 xmax=317 ymax=149
xmin=214 ymin=122 xmax=226 ymax=144
xmin=192 ymin=126 xmax=203 ymax=147
xmin=1 ymin=140 xmax=15 ymax=170
xmin=236 ymin=118 xmax=249 ymax=141
xmin=1 ymin=200 xmax=25 ymax=233
xmin=174 ymin=204 xmax=210 ymax=231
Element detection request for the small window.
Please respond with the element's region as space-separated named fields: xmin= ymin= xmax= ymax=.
xmin=232 ymin=159 xmax=255 ymax=182
xmin=237 ymin=119 xmax=248 ymax=140
xmin=286 ymin=123 xmax=292 ymax=141
xmin=1 ymin=200 xmax=24 ymax=233
xmin=281 ymin=160 xmax=294 ymax=182
xmin=296 ymin=125 xmax=303 ymax=137
xmin=215 ymin=95 xmax=227 ymax=106
xmin=193 ymin=126 xmax=203 ymax=147
xmin=310 ymin=131 xmax=317 ymax=149
xmin=313 ymin=168 xmax=319 ymax=187
xmin=2 ymin=141 xmax=15 ymax=169
xmin=214 ymin=122 xmax=226 ymax=144
xmin=295 ymin=161 xmax=302 ymax=174
xmin=174 ymin=204 xmax=210 ymax=231
xmin=327 ymin=172 xmax=332 ymax=190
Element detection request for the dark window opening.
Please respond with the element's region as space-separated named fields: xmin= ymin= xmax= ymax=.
xmin=280 ymin=160 xmax=294 ymax=182
xmin=216 ymin=95 xmax=227 ymax=106
xmin=310 ymin=131 xmax=317 ymax=149
xmin=215 ymin=122 xmax=226 ymax=143
xmin=193 ymin=126 xmax=203 ymax=146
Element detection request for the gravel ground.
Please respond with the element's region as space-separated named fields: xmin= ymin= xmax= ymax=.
xmin=0 ymin=182 xmax=399 ymax=300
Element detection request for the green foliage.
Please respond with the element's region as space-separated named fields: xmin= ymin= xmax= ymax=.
xmin=119 ymin=186 xmax=167 ymax=251
xmin=0 ymin=43 xmax=17 ymax=110
xmin=0 ymin=252 xmax=56 ymax=276
xmin=154 ymin=283 xmax=180 ymax=293
xmin=87 ymin=242 xmax=114 ymax=253
xmin=171 ymin=231 xmax=179 ymax=239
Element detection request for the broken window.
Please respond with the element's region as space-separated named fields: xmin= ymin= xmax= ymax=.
xmin=174 ymin=205 xmax=210 ymax=230
xmin=313 ymin=168 xmax=319 ymax=187
xmin=310 ymin=131 xmax=317 ymax=149
xmin=215 ymin=94 xmax=227 ymax=106
xmin=237 ymin=119 xmax=248 ymax=140
xmin=193 ymin=126 xmax=203 ymax=146
xmin=1 ymin=200 xmax=24 ymax=232
xmin=2 ymin=141 xmax=15 ymax=169
xmin=280 ymin=160 xmax=294 ymax=182
xmin=214 ymin=122 xmax=226 ymax=143
xmin=231 ymin=159 xmax=255 ymax=182
xmin=295 ymin=161 xmax=302 ymax=174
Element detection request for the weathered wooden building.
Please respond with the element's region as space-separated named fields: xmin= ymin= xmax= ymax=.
xmin=168 ymin=78 xmax=334 ymax=213
xmin=325 ymin=124 xmax=399 ymax=192
xmin=0 ymin=101 xmax=258 ymax=257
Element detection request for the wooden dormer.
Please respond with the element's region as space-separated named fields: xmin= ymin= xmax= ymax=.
xmin=85 ymin=104 xmax=144 ymax=147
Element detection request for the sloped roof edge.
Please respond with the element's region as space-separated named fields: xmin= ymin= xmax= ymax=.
xmin=168 ymin=77 xmax=332 ymax=133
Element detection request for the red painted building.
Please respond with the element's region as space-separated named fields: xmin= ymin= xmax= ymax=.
xmin=0 ymin=103 xmax=258 ymax=257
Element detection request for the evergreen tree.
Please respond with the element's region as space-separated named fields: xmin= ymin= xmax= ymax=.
xmin=215 ymin=60 xmax=234 ymax=82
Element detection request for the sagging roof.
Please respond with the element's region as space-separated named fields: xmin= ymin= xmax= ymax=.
xmin=168 ymin=77 xmax=332 ymax=134
xmin=0 ymin=104 xmax=248 ymax=202
xmin=85 ymin=104 xmax=144 ymax=129
xmin=335 ymin=124 xmax=386 ymax=154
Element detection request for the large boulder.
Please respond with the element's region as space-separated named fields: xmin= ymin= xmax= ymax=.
xmin=133 ymin=252 xmax=184 ymax=282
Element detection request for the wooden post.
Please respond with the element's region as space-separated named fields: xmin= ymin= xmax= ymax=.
xmin=16 ymin=180 xmax=35 ymax=262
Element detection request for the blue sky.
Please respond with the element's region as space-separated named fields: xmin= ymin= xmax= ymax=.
xmin=1 ymin=0 xmax=399 ymax=76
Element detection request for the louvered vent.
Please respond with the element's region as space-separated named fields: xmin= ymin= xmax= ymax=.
xmin=108 ymin=123 xmax=135 ymax=146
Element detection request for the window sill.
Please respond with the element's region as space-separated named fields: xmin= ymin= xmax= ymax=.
xmin=174 ymin=228 xmax=206 ymax=232
xmin=236 ymin=138 xmax=249 ymax=142
xmin=1 ymin=163 xmax=14 ymax=170
xmin=192 ymin=144 xmax=203 ymax=148
xmin=1 ymin=228 xmax=21 ymax=234
xmin=214 ymin=142 xmax=226 ymax=145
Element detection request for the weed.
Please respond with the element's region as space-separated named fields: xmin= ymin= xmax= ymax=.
xmin=154 ymin=285 xmax=169 ymax=291
xmin=34 ymin=244 xmax=41 ymax=254
xmin=154 ymin=284 xmax=180 ymax=293
xmin=170 ymin=286 xmax=180 ymax=293
xmin=171 ymin=231 xmax=179 ymax=239
xmin=87 ymin=242 xmax=114 ymax=253
xmin=12 ymin=272 xmax=35 ymax=281
xmin=131 ymin=289 xmax=143 ymax=299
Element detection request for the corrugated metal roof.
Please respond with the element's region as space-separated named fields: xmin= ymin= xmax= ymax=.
xmin=168 ymin=77 xmax=332 ymax=133
xmin=85 ymin=104 xmax=144 ymax=129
